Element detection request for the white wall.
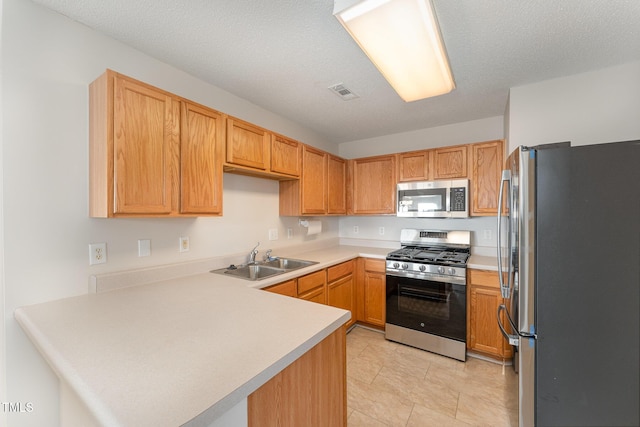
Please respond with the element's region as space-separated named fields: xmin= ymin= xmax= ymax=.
xmin=0 ymin=1 xmax=337 ymax=425
xmin=507 ymin=61 xmax=640 ymax=153
xmin=339 ymin=115 xmax=504 ymax=158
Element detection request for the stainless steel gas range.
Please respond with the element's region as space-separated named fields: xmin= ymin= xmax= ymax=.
xmin=385 ymin=229 xmax=471 ymax=361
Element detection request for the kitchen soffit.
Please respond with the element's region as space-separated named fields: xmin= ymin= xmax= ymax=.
xmin=30 ymin=0 xmax=640 ymax=144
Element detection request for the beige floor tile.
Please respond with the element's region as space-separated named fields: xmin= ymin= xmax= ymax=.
xmin=455 ymin=392 xmax=516 ymax=427
xmin=346 ymin=326 xmax=518 ymax=427
xmin=347 ymin=376 xmax=414 ymax=426
xmin=347 ymin=408 xmax=389 ymax=427
xmin=407 ymin=403 xmax=473 ymax=427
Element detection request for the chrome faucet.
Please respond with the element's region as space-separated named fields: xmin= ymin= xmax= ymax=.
xmin=248 ymin=242 xmax=260 ymax=264
xmin=263 ymin=249 xmax=275 ymax=262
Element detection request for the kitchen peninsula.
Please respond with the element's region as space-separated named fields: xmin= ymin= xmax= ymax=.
xmin=14 ymin=243 xmax=394 ymax=427
xmin=15 ymin=271 xmax=351 ymax=426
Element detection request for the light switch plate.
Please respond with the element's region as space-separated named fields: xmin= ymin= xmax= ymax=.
xmin=268 ymin=228 xmax=279 ymax=241
xmin=138 ymin=239 xmax=151 ymax=257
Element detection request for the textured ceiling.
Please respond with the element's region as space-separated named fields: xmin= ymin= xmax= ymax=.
xmin=31 ymin=0 xmax=640 ymax=144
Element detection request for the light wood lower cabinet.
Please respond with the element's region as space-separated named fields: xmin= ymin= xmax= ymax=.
xmin=264 ymin=279 xmax=297 ymax=298
xmin=356 ymin=258 xmax=386 ymax=327
xmin=467 ymin=269 xmax=514 ymax=360
xmin=327 ymin=260 xmax=356 ymax=329
xmin=297 ymin=270 xmax=327 ymax=304
xmin=248 ymin=326 xmax=346 ymax=426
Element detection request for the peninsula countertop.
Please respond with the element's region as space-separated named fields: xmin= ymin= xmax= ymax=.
xmin=14 ymin=244 xmax=389 ymax=426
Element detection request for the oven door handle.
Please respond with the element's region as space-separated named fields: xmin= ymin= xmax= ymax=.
xmin=497 ymin=170 xmax=512 ymax=299
xmin=399 ymin=287 xmax=449 ymax=303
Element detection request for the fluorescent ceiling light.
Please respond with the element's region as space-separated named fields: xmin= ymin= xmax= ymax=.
xmin=334 ymin=0 xmax=455 ymax=102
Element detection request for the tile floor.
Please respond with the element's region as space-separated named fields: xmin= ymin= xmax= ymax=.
xmin=346 ymin=326 xmax=518 ymax=426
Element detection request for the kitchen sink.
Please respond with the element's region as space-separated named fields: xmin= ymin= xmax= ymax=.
xmin=211 ymin=258 xmax=317 ymax=281
xmin=261 ymin=258 xmax=318 ymax=270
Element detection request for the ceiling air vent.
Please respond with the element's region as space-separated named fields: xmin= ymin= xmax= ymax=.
xmin=328 ymin=83 xmax=359 ymax=100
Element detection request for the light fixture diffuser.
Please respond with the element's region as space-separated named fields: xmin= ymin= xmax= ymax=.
xmin=333 ymin=0 xmax=455 ymax=102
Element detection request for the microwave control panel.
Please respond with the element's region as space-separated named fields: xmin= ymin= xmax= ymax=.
xmin=450 ymin=188 xmax=466 ymax=212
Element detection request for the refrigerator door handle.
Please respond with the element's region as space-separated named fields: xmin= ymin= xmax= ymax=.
xmin=497 ymin=170 xmax=511 ymax=298
xmin=497 ymin=304 xmax=519 ymax=346
xmin=498 ymin=304 xmax=537 ymax=342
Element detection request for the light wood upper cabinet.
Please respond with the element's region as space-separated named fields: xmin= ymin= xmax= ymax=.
xmin=279 ymin=145 xmax=346 ymax=216
xmin=226 ymin=117 xmax=270 ymax=170
xmin=348 ymin=154 xmax=397 ymax=215
xmin=327 ymin=155 xmax=347 ymax=215
xmin=180 ymin=102 xmax=225 ymax=215
xmin=433 ymin=145 xmax=468 ymax=179
xmin=470 ymin=140 xmax=504 ymax=216
xmin=398 ymin=150 xmax=431 ymax=182
xmin=89 ymin=70 xmax=224 ymax=217
xmin=300 ymin=146 xmax=328 ymax=215
xmin=270 ymin=134 xmax=301 ymax=177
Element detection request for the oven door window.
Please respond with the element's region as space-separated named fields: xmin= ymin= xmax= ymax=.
xmin=398 ymin=188 xmax=446 ymax=213
xmin=386 ymin=275 xmax=466 ymax=342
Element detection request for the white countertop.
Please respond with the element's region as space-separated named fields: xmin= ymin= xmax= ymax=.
xmin=15 ymin=243 xmax=497 ymax=426
xmin=14 ymin=245 xmax=388 ymax=427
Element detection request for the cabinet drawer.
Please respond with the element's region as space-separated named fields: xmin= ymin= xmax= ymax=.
xmin=264 ymin=279 xmax=297 ymax=297
xmin=364 ymin=258 xmax=385 ymax=273
xmin=297 ymin=270 xmax=326 ymax=295
xmin=327 ymin=260 xmax=355 ymax=283
xmin=468 ymin=269 xmax=500 ymax=288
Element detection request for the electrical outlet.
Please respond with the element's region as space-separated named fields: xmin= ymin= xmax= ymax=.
xmin=287 ymin=228 xmax=293 ymax=239
xmin=379 ymin=227 xmax=385 ymax=235
xmin=89 ymin=243 xmax=107 ymax=265
xmin=179 ymin=236 xmax=190 ymax=252
xmin=138 ymin=239 xmax=151 ymax=257
xmin=353 ymin=226 xmax=359 ymax=234
xmin=483 ymin=229 xmax=492 ymax=240
xmin=268 ymin=228 xmax=279 ymax=241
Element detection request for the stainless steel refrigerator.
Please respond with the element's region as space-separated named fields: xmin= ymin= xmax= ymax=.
xmin=497 ymin=141 xmax=640 ymax=427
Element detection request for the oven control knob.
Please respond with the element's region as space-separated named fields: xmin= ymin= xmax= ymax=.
xmin=393 ymin=262 xmax=400 ymax=269
xmin=437 ymin=266 xmax=445 ymax=274
xmin=448 ymin=267 xmax=456 ymax=275
xmin=401 ymin=263 xmax=409 ymax=270
xmin=418 ymin=265 xmax=426 ymax=272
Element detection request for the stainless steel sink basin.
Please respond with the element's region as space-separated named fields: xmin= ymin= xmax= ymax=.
xmin=211 ymin=257 xmax=317 ymax=281
xmin=212 ymin=264 xmax=285 ymax=281
xmin=261 ymin=258 xmax=318 ymax=270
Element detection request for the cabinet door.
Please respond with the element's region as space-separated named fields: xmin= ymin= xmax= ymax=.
xmin=226 ymin=118 xmax=270 ymax=170
xmin=398 ymin=150 xmax=431 ymax=182
xmin=180 ymin=102 xmax=225 ymax=214
xmin=350 ymin=155 xmax=397 ymax=214
xmin=271 ymin=134 xmax=301 ymax=177
xmin=361 ymin=259 xmax=386 ymax=327
xmin=299 ymin=287 xmax=326 ymax=304
xmin=327 ymin=260 xmax=355 ymax=328
xmin=470 ymin=140 xmax=504 ymax=216
xmin=433 ymin=145 xmax=468 ymax=179
xmin=467 ymin=269 xmax=513 ymax=360
xmin=328 ymin=275 xmax=355 ymax=328
xmin=113 ymin=74 xmax=177 ymax=214
xmin=327 ymin=155 xmax=347 ymax=215
xmin=301 ymin=146 xmax=328 ymax=215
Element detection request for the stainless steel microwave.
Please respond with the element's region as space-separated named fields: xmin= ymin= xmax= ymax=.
xmin=397 ymin=179 xmax=469 ymax=218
